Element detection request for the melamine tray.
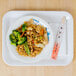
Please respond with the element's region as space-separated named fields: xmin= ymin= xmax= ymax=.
xmin=2 ymin=11 xmax=73 ymax=66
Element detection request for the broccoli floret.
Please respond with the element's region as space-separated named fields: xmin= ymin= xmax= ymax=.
xmin=11 ymin=42 xmax=17 ymax=46
xmin=9 ymin=34 xmax=17 ymax=46
xmin=22 ymin=24 xmax=27 ymax=32
xmin=10 ymin=28 xmax=27 ymax=46
xmin=9 ymin=34 xmax=16 ymax=43
xmin=12 ymin=30 xmax=20 ymax=38
xmin=17 ymin=37 xmax=27 ymax=45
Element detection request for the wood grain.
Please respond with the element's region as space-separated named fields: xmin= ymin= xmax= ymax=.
xmin=0 ymin=0 xmax=76 ymax=76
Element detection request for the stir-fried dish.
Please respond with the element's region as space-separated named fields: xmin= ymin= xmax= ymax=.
xmin=9 ymin=19 xmax=48 ymax=57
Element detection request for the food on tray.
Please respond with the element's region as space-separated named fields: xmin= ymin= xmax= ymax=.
xmin=9 ymin=19 xmax=48 ymax=57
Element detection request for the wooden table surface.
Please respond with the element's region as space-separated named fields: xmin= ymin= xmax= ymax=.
xmin=0 ymin=0 xmax=76 ymax=76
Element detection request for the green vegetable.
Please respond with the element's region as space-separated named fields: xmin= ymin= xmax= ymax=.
xmin=9 ymin=34 xmax=17 ymax=46
xmin=12 ymin=30 xmax=20 ymax=38
xmin=18 ymin=34 xmax=21 ymax=41
xmin=9 ymin=24 xmax=27 ymax=46
xmin=18 ymin=37 xmax=27 ymax=45
xmin=9 ymin=34 xmax=16 ymax=43
xmin=11 ymin=42 xmax=16 ymax=46
xmin=22 ymin=24 xmax=27 ymax=32
xmin=24 ymin=42 xmax=30 ymax=55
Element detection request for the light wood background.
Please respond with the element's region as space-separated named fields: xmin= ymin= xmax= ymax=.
xmin=0 ymin=0 xmax=76 ymax=76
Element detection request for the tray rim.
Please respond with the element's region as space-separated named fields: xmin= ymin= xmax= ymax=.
xmin=2 ymin=11 xmax=74 ymax=66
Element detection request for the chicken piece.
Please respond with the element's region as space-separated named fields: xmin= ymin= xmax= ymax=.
xmin=43 ymin=33 xmax=48 ymax=45
xmin=34 ymin=47 xmax=42 ymax=51
xmin=35 ymin=25 xmax=42 ymax=33
xmin=35 ymin=43 xmax=44 ymax=48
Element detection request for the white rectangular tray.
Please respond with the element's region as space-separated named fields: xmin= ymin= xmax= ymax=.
xmin=2 ymin=11 xmax=73 ymax=66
